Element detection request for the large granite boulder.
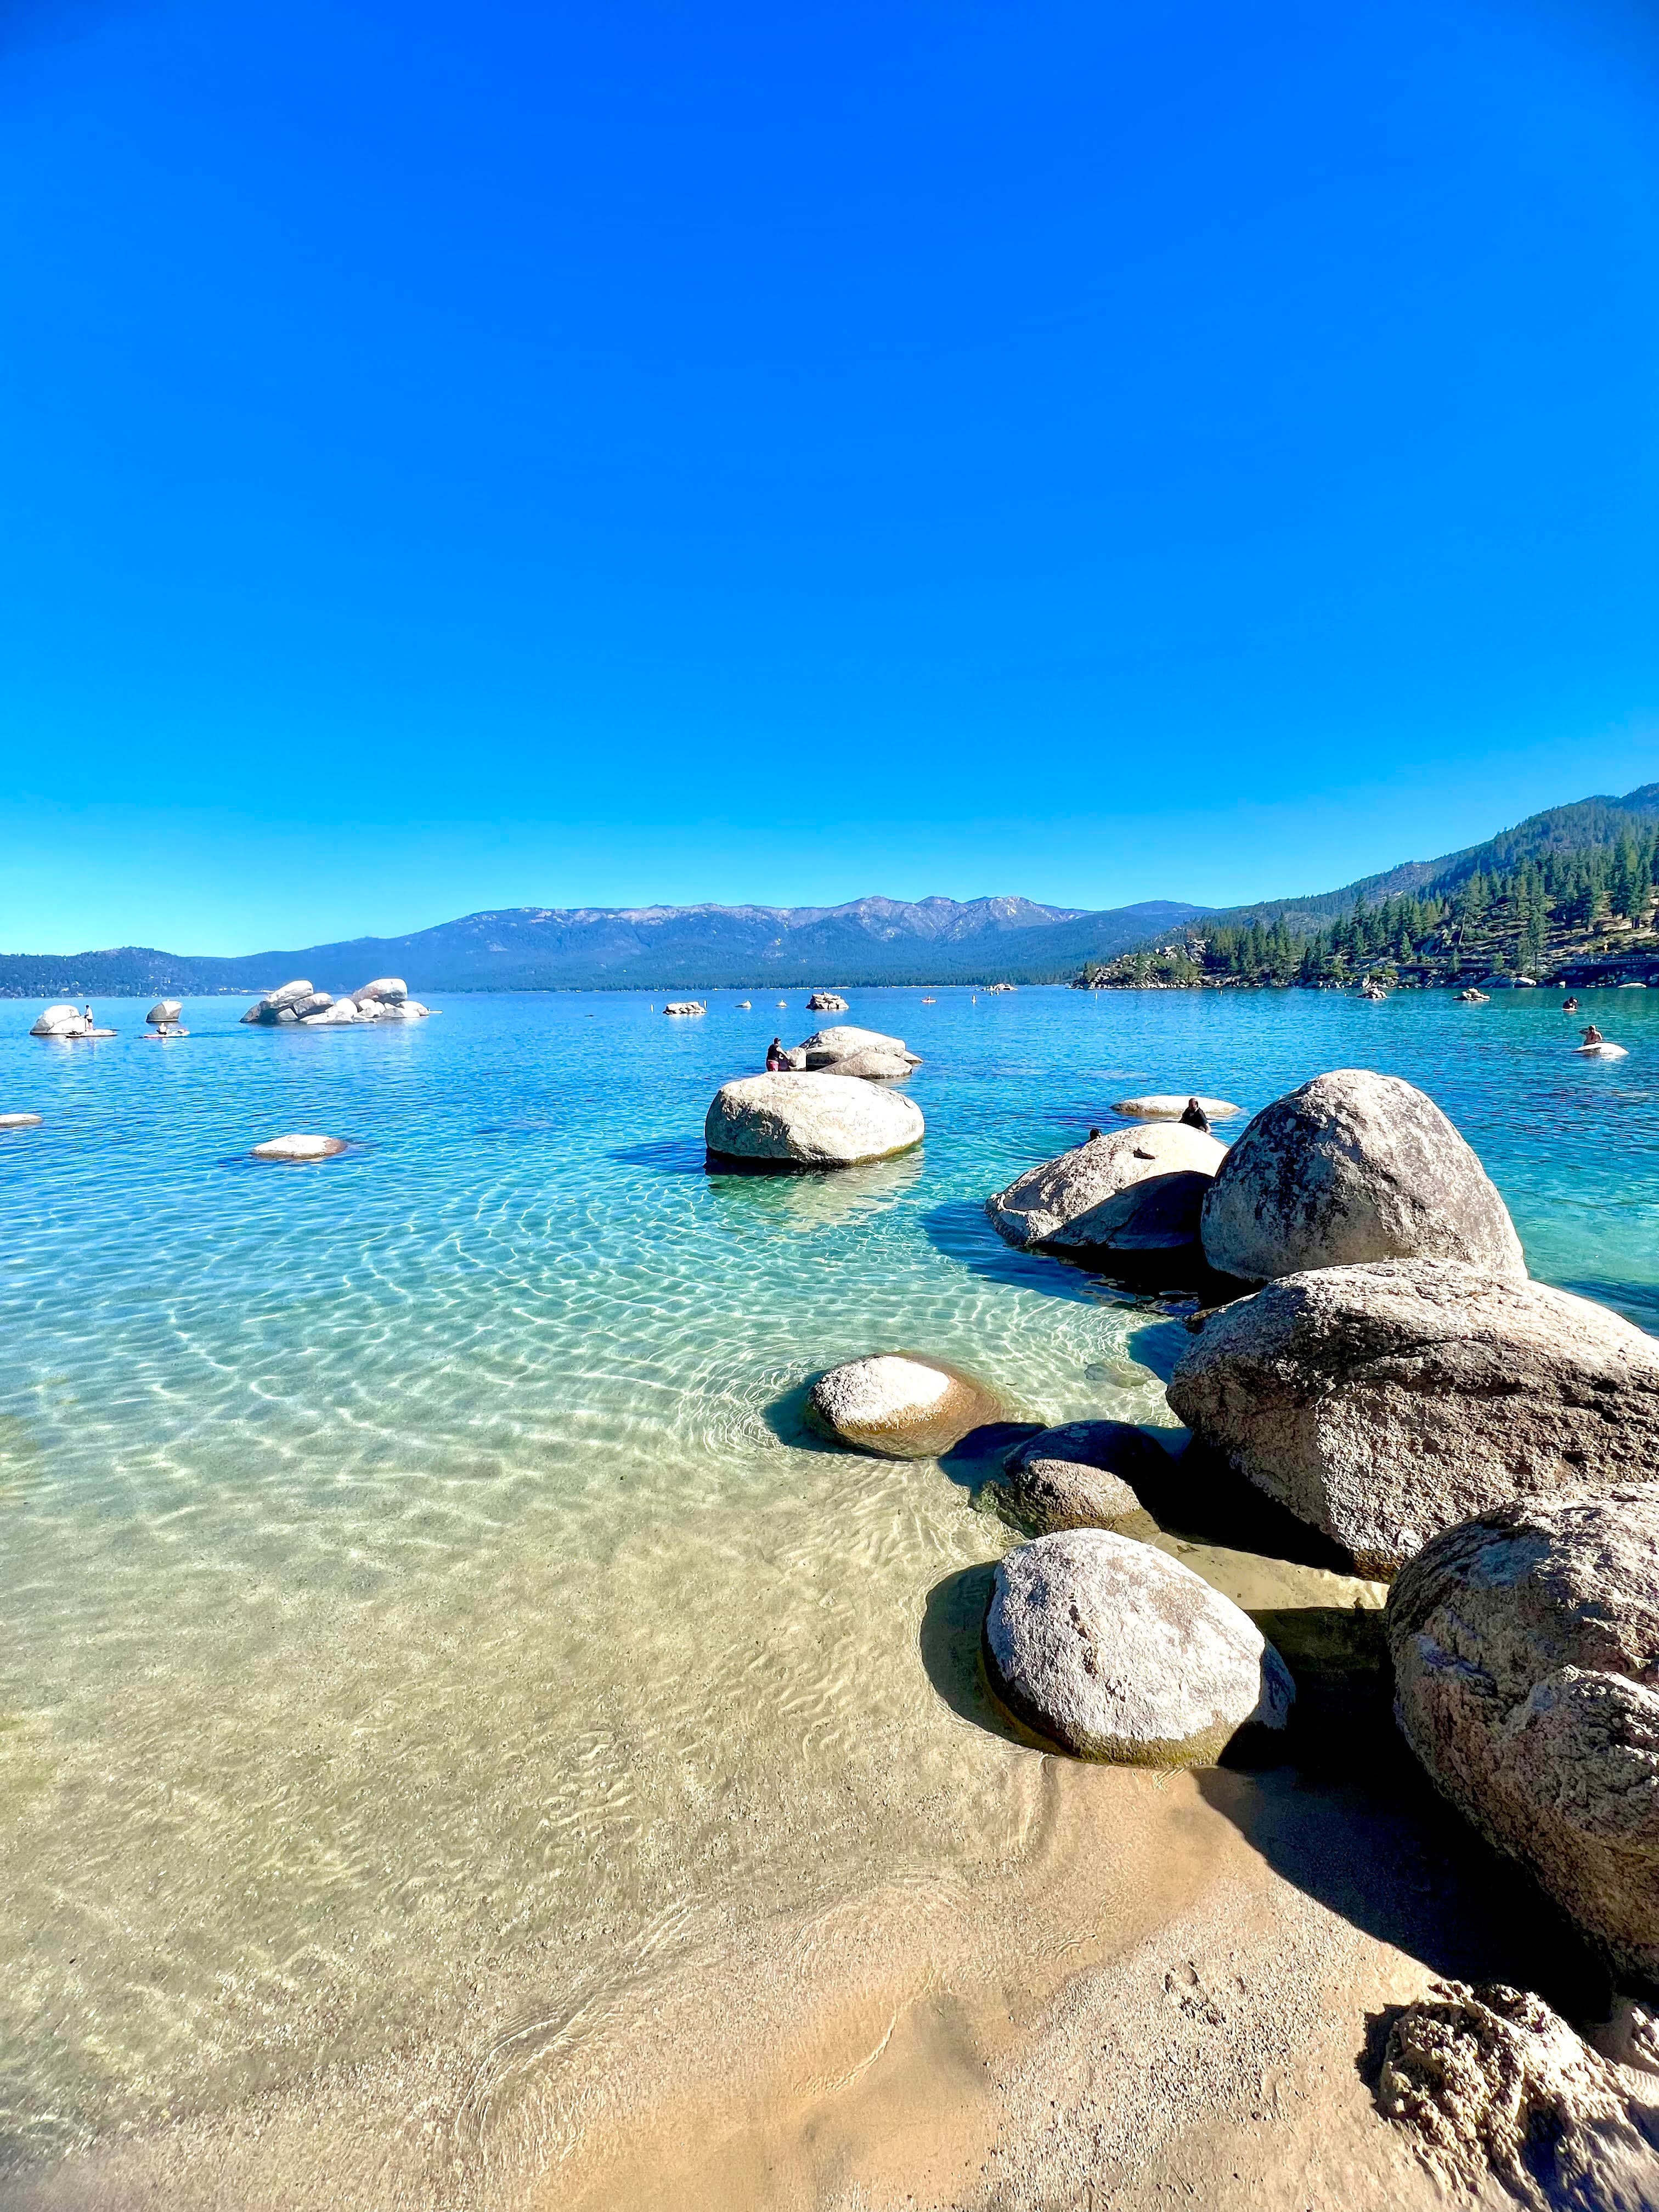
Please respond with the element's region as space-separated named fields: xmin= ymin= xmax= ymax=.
xmin=1388 ymin=1488 xmax=1659 ymax=1988
xmin=251 ymin=1132 xmax=348 ymax=1161
xmin=375 ymin=999 xmax=433 ymax=1021
xmin=30 ymin=1004 xmax=89 ymax=1038
xmin=353 ymin=977 xmax=407 ymax=1003
xmin=806 ymin=992 xmax=848 ymax=1012
xmin=805 ymin=1354 xmax=1002 ymax=1458
xmin=1199 ymin=1069 xmax=1525 ymax=1283
xmin=1379 ymin=1980 xmax=1659 ymax=2206
xmin=241 ymin=980 xmax=315 ymax=1025
xmin=705 ymin=1072 xmax=923 ymax=1169
xmin=985 ymin=1530 xmax=1294 ymax=1764
xmin=988 ymin=1123 xmax=1226 ymax=1255
xmin=301 ymin=998 xmax=360 ymax=1025
xmin=146 ymin=999 xmax=183 ymax=1025
xmin=989 ymin=1420 xmax=1171 ymax=1534
xmin=1167 ymin=1261 xmax=1659 ymax=1578
xmin=797 ymin=1025 xmax=920 ymax=1070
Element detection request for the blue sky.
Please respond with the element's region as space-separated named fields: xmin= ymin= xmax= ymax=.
xmin=3 ymin=0 xmax=1657 ymax=953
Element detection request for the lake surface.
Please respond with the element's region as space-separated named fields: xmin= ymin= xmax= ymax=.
xmin=0 ymin=981 xmax=1654 ymax=2199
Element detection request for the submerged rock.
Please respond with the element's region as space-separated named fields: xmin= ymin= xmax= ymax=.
xmin=250 ymin=1132 xmax=349 ymax=1161
xmin=1168 ymin=1260 xmax=1659 ymax=1577
xmin=0 ymin=1112 xmax=43 ymax=1130
xmin=705 ymin=1072 xmax=923 ymax=1169
xmin=1388 ymin=1488 xmax=1659 ymax=1987
xmin=1111 ymin=1094 xmax=1243 ymax=1121
xmin=805 ymin=1353 xmax=1002 ymax=1458
xmin=985 ymin=1529 xmax=1293 ymax=1765
xmin=1199 ymin=1069 xmax=1525 ymax=1283
xmin=990 ymin=1421 xmax=1171 ymax=1534
xmin=1379 ymin=1981 xmax=1659 ymax=2210
xmin=988 ymin=1122 xmax=1226 ymax=1255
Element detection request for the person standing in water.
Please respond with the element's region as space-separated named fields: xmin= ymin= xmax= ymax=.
xmin=765 ymin=1037 xmax=788 ymax=1071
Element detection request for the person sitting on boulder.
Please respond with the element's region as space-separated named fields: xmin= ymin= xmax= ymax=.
xmin=1581 ymin=1024 xmax=1605 ymax=1045
xmin=765 ymin=1037 xmax=788 ymax=1071
xmin=1178 ymin=1097 xmax=1211 ymax=1131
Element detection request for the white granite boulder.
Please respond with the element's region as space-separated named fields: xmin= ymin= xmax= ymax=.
xmin=820 ymin=1048 xmax=916 ymax=1081
xmin=353 ymin=977 xmax=407 ymax=1003
xmin=806 ymin=992 xmax=849 ymax=1012
xmin=705 ymin=1072 xmax=923 ymax=1169
xmin=146 ymin=999 xmax=183 ymax=1026
xmin=1168 ymin=1261 xmax=1659 ymax=1577
xmin=805 ymin=1354 xmax=1002 ymax=1458
xmin=988 ymin=1122 xmax=1226 ymax=1255
xmin=301 ymin=998 xmax=360 ymax=1025
xmin=30 ymin=1004 xmax=89 ymax=1038
xmin=1200 ymin=1069 xmax=1525 ymax=1283
xmin=241 ymin=980 xmax=315 ymax=1025
xmin=985 ymin=1530 xmax=1294 ymax=1764
xmin=250 ymin=1132 xmax=348 ymax=1161
xmin=1388 ymin=1488 xmax=1659 ymax=1988
xmin=1111 ymin=1094 xmax=1243 ymax=1121
xmin=797 ymin=1025 xmax=920 ymax=1070
xmin=0 ymin=1112 xmax=43 ymax=1130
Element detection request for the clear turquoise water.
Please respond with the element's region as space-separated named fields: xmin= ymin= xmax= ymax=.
xmin=0 ymin=981 xmax=1654 ymax=2186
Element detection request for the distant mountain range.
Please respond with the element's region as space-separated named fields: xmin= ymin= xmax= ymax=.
xmin=0 ymin=896 xmax=1209 ymax=997
xmin=5 ymin=783 xmax=1656 ymax=997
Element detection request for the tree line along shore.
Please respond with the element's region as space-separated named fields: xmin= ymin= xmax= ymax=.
xmin=1076 ymin=828 xmax=1659 ymax=991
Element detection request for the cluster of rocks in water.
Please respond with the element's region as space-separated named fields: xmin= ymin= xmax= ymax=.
xmin=241 ymin=977 xmax=432 ymax=1026
xmin=705 ymin=1026 xmax=924 ymax=1169
xmin=790 ymin=1059 xmax=1659 ymax=2175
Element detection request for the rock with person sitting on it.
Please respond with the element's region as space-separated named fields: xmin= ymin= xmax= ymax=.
xmin=30 ymin=1003 xmax=91 ymax=1039
xmin=985 ymin=1529 xmax=1294 ymax=1764
xmin=240 ymin=980 xmax=317 ymax=1025
xmin=988 ymin=1122 xmax=1226 ymax=1257
xmin=1377 ymin=1980 xmax=1659 ymax=2205
xmin=805 ymin=1353 xmax=1002 ymax=1458
xmin=806 ymin=991 xmax=849 ymax=1012
xmin=250 ymin=1132 xmax=349 ymax=1161
xmin=705 ymin=1071 xmax=923 ymax=1169
xmin=1168 ymin=1260 xmax=1659 ymax=1578
xmin=1388 ymin=1488 xmax=1659 ymax=1989
xmin=797 ymin=1025 xmax=921 ymax=1070
xmin=1199 ymin=1068 xmax=1524 ymax=1284
xmin=988 ymin=1420 xmax=1171 ymax=1534
xmin=1111 ymin=1093 xmax=1243 ymax=1122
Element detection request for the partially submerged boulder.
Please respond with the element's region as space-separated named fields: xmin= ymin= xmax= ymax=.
xmin=353 ymin=977 xmax=407 ymax=1003
xmin=30 ymin=1004 xmax=89 ymax=1038
xmin=820 ymin=1048 xmax=915 ymax=1081
xmin=985 ymin=1530 xmax=1293 ymax=1765
xmin=1199 ymin=1069 xmax=1525 ymax=1283
xmin=1111 ymin=1094 xmax=1243 ymax=1121
xmin=806 ymin=991 xmax=848 ymax=1012
xmin=797 ymin=1025 xmax=920 ymax=1070
xmin=989 ymin=1420 xmax=1171 ymax=1534
xmin=988 ymin=1123 xmax=1226 ymax=1255
xmin=1378 ymin=1981 xmax=1659 ymax=2210
xmin=1388 ymin=1488 xmax=1659 ymax=1987
xmin=805 ymin=1354 xmax=1002 ymax=1458
xmin=145 ymin=999 xmax=183 ymax=1026
xmin=241 ymin=980 xmax=315 ymax=1025
xmin=0 ymin=1112 xmax=43 ymax=1130
xmin=705 ymin=1072 xmax=923 ymax=1169
xmin=1168 ymin=1261 xmax=1659 ymax=1577
xmin=251 ymin=1132 xmax=349 ymax=1161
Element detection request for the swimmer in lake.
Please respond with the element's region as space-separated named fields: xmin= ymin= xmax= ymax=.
xmin=1178 ymin=1097 xmax=1211 ymax=1131
xmin=1581 ymin=1024 xmax=1605 ymax=1045
xmin=1562 ymin=995 xmax=1579 ymax=1014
